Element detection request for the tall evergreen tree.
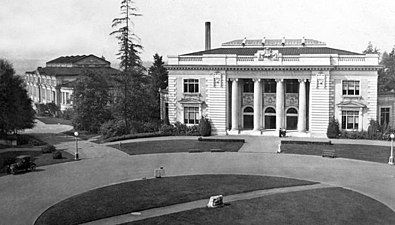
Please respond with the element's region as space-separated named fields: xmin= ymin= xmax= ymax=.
xmin=148 ymin=54 xmax=168 ymax=120
xmin=110 ymin=0 xmax=148 ymax=131
xmin=73 ymin=71 xmax=113 ymax=133
xmin=110 ymin=0 xmax=143 ymax=72
xmin=0 ymin=59 xmax=35 ymax=136
xmin=363 ymin=41 xmax=380 ymax=54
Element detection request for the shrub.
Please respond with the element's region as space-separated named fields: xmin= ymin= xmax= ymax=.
xmin=326 ymin=117 xmax=340 ymax=138
xmin=41 ymin=145 xmax=56 ymax=154
xmin=198 ymin=116 xmax=212 ymax=136
xmin=100 ymin=120 xmax=129 ymax=139
xmin=174 ymin=122 xmax=188 ymax=135
xmin=104 ymin=132 xmax=164 ymax=142
xmin=186 ymin=125 xmax=200 ymax=136
xmin=60 ymin=108 xmax=74 ymax=120
xmin=141 ymin=121 xmax=160 ymax=133
xmin=159 ymin=124 xmax=176 ymax=136
xmin=52 ymin=151 xmax=62 ymax=159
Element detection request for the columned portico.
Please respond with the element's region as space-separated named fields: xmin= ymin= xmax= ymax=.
xmin=231 ymin=78 xmax=239 ymax=131
xmin=275 ymin=79 xmax=285 ymax=131
xmin=253 ymin=78 xmax=262 ymax=132
xmin=297 ymin=79 xmax=307 ymax=132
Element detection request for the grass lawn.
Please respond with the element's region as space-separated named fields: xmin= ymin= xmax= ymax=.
xmin=281 ymin=143 xmax=391 ymax=163
xmin=110 ymin=140 xmax=244 ymax=155
xmin=36 ymin=117 xmax=73 ymax=126
xmin=126 ymin=187 xmax=395 ymax=225
xmin=0 ymin=148 xmax=74 ymax=176
xmin=34 ymin=175 xmax=316 ymax=225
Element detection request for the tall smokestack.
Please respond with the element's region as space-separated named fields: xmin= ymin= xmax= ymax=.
xmin=205 ymin=22 xmax=211 ymax=50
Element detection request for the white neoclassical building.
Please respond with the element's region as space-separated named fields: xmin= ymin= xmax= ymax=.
xmin=166 ymin=29 xmax=380 ymax=137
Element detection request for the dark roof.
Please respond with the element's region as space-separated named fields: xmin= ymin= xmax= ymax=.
xmin=37 ymin=67 xmax=120 ymax=77
xmin=46 ymin=54 xmax=110 ymax=64
xmin=182 ymin=47 xmax=362 ymax=56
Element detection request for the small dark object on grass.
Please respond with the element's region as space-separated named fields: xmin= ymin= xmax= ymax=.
xmin=322 ymin=149 xmax=336 ymax=158
xmin=189 ymin=149 xmax=203 ymax=153
xmin=42 ymin=145 xmax=56 ymax=153
xmin=53 ymin=151 xmax=63 ymax=159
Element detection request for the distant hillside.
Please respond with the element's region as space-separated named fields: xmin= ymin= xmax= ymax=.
xmin=6 ymin=58 xmax=46 ymax=76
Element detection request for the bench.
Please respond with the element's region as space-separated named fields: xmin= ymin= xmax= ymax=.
xmin=210 ymin=149 xmax=225 ymax=152
xmin=189 ymin=149 xmax=203 ymax=153
xmin=322 ymin=149 xmax=336 ymax=158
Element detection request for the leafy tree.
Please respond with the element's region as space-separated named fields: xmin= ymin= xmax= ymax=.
xmin=147 ymin=54 xmax=168 ymax=120
xmin=378 ymin=47 xmax=395 ymax=93
xmin=362 ymin=42 xmax=379 ymax=54
xmin=72 ymin=71 xmax=112 ymax=133
xmin=0 ymin=59 xmax=35 ymax=136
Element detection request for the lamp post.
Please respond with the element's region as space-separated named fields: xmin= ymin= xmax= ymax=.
xmin=74 ymin=131 xmax=79 ymax=160
xmin=389 ymin=133 xmax=394 ymax=165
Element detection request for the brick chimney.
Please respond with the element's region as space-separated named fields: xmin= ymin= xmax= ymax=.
xmin=205 ymin=22 xmax=211 ymax=50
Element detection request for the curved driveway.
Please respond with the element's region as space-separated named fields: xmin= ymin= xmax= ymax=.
xmin=0 ymin=123 xmax=394 ymax=225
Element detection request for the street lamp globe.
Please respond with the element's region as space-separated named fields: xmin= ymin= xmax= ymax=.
xmin=74 ymin=131 xmax=79 ymax=137
xmin=390 ymin=134 xmax=394 ymax=139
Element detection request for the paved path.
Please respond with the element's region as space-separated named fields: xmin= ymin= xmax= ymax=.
xmin=1 ymin=123 xmax=394 ymax=225
xmin=83 ymin=183 xmax=331 ymax=225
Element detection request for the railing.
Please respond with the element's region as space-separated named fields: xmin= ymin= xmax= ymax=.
xmin=179 ymin=57 xmax=202 ymax=62
xmin=338 ymin=57 xmax=365 ymax=62
xmin=282 ymin=57 xmax=300 ymax=62
xmin=237 ymin=56 xmax=254 ymax=61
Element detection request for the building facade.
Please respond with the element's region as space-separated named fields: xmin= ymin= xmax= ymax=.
xmin=166 ymin=37 xmax=380 ymax=137
xmin=24 ymin=55 xmax=119 ymax=111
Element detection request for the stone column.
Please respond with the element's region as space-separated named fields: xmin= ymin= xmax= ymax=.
xmin=276 ymin=79 xmax=285 ymax=131
xmin=253 ymin=78 xmax=262 ymax=131
xmin=358 ymin=108 xmax=363 ymax=131
xmin=297 ymin=79 xmax=307 ymax=132
xmin=231 ymin=79 xmax=239 ymax=131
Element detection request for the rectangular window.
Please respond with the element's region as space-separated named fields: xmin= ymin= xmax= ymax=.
xmin=342 ymin=80 xmax=360 ymax=96
xmin=264 ymin=80 xmax=276 ymax=93
xmin=243 ymin=80 xmax=254 ymax=93
xmin=183 ymin=79 xmax=199 ymax=93
xmin=285 ymin=80 xmax=299 ymax=93
xmin=380 ymin=107 xmax=390 ymax=125
xmin=184 ymin=107 xmax=199 ymax=125
xmin=341 ymin=111 xmax=359 ymax=130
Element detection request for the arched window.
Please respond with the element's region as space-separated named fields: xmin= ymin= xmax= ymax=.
xmin=264 ymin=107 xmax=276 ymax=129
xmin=265 ymin=107 xmax=275 ymax=114
xmin=244 ymin=107 xmax=253 ymax=113
xmin=287 ymin=108 xmax=298 ymax=114
xmin=286 ymin=108 xmax=298 ymax=130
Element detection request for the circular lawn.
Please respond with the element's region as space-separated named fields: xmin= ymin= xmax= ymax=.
xmin=34 ymin=174 xmax=395 ymax=225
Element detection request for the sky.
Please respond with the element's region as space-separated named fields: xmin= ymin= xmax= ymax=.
xmin=1 ymin=0 xmax=395 ymax=73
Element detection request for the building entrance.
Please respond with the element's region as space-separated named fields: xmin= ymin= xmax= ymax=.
xmin=286 ymin=108 xmax=298 ymax=130
xmin=264 ymin=107 xmax=276 ymax=129
xmin=243 ymin=107 xmax=254 ymax=129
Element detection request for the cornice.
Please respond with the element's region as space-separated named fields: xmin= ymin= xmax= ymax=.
xmin=165 ymin=65 xmax=381 ymax=71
